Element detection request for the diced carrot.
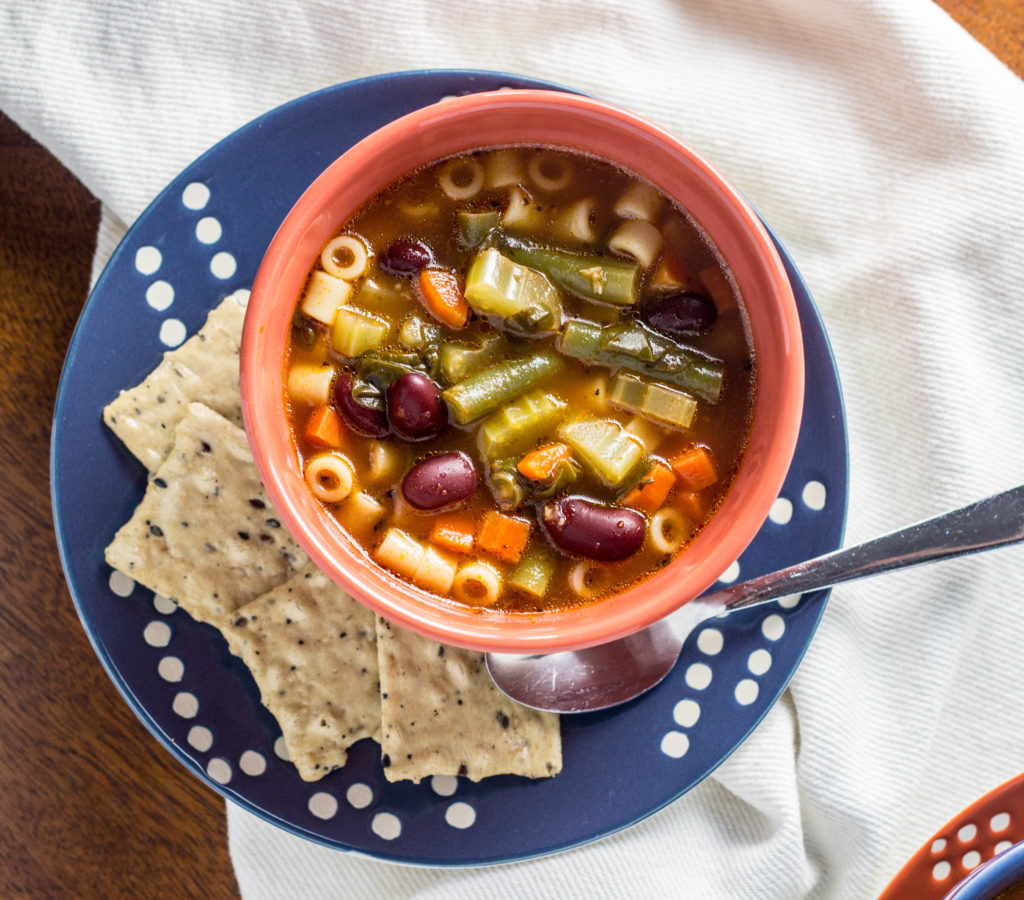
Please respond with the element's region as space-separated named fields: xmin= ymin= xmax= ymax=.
xmin=418 ymin=268 xmax=470 ymax=329
xmin=621 ymin=460 xmax=676 ymax=514
xmin=477 ymin=510 xmax=532 ymax=564
xmin=676 ymin=490 xmax=709 ymax=522
xmin=303 ymin=405 xmax=346 ymax=449
xmin=670 ymin=446 xmax=718 ymax=492
xmin=516 ymin=442 xmax=573 ymax=482
xmin=429 ymin=514 xmax=476 ymax=556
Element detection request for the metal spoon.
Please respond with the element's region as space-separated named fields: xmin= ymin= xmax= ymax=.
xmin=486 ymin=483 xmax=1024 ymax=713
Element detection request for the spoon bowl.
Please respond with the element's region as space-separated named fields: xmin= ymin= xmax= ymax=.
xmin=487 ymin=484 xmax=1024 ymax=713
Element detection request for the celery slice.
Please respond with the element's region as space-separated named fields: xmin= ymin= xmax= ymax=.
xmin=478 ymin=390 xmax=567 ymax=459
xmin=557 ymin=415 xmax=646 ymax=487
xmin=609 ymin=373 xmax=697 ymax=430
xmin=331 ymin=308 xmax=391 ymax=358
xmin=464 ymin=248 xmax=563 ymax=334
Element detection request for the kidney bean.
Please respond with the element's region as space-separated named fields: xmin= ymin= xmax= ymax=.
xmin=332 ymin=372 xmax=389 ymax=437
xmin=388 ymin=372 xmax=446 ymax=441
xmin=401 ymin=451 xmax=477 ymax=511
xmin=640 ymin=291 xmax=717 ymax=337
xmin=540 ymin=496 xmax=646 ymax=561
xmin=380 ymin=240 xmax=433 ymax=275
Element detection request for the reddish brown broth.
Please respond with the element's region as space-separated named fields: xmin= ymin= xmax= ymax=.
xmin=285 ymin=146 xmax=755 ymax=612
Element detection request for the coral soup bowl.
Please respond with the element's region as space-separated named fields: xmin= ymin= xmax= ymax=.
xmin=240 ymin=89 xmax=804 ymax=654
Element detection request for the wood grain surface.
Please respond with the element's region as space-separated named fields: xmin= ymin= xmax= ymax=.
xmin=0 ymin=4 xmax=1019 ymax=897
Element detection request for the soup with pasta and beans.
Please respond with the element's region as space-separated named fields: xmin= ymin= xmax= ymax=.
xmin=284 ymin=145 xmax=755 ymax=612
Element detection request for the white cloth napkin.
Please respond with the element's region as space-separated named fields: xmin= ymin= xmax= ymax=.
xmin=7 ymin=0 xmax=1024 ymax=896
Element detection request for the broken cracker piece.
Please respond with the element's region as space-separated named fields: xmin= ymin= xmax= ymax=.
xmin=375 ymin=616 xmax=561 ymax=783
xmin=104 ymin=402 xmax=307 ymax=625
xmin=220 ymin=563 xmax=380 ymax=781
xmin=103 ymin=293 xmax=247 ymax=471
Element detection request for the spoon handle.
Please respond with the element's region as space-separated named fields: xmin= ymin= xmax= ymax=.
xmin=709 ymin=484 xmax=1024 ymax=612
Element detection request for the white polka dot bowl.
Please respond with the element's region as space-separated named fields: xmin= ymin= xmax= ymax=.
xmin=51 ymin=71 xmax=848 ymax=865
xmin=879 ymin=773 xmax=1024 ymax=900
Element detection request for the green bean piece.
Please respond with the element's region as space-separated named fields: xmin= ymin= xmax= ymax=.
xmin=438 ymin=334 xmax=505 ymax=384
xmin=503 ymin=238 xmax=640 ymax=306
xmin=508 ymin=544 xmax=556 ymax=599
xmin=486 ymin=459 xmax=528 ymax=511
xmin=560 ymin=318 xmax=724 ymax=404
xmin=558 ymin=414 xmax=646 ymax=487
xmin=442 ymin=350 xmax=563 ymax=425
xmin=459 ymin=210 xmax=500 ymax=247
xmin=464 ymin=248 xmax=563 ymax=335
xmin=560 ymin=318 xmax=603 ymax=359
xmin=478 ymin=390 xmax=568 ymax=459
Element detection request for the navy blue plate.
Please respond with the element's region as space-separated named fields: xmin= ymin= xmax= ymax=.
xmin=51 ymin=70 xmax=848 ymax=866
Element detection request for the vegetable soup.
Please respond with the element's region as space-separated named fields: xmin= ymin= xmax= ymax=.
xmin=285 ymin=146 xmax=755 ymax=612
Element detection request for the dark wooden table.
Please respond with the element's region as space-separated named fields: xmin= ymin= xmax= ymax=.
xmin=0 ymin=5 xmax=1020 ymax=896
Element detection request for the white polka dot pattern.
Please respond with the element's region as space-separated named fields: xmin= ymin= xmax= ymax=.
xmin=308 ymin=792 xmax=338 ymax=820
xmin=207 ymin=757 xmax=232 ymax=785
xmin=239 ymin=750 xmax=267 ymax=776
xmin=158 ymin=656 xmax=184 ymax=682
xmin=181 ymin=182 xmax=210 ymax=210
xmin=187 ymin=725 xmax=213 ymax=752
xmin=769 ymin=497 xmax=793 ymax=524
xmin=135 ymin=246 xmax=162 ymax=275
xmin=143 ymin=621 xmax=171 ymax=647
xmin=371 ymin=812 xmax=402 ymax=840
xmin=145 ymin=280 xmax=174 ymax=311
xmin=445 ymin=802 xmax=476 ymax=829
xmin=659 ymin=483 xmax=831 ymax=761
xmin=346 ymin=783 xmax=373 ymax=809
xmin=108 ymin=570 xmax=135 ymax=597
xmin=158 ymin=318 xmax=187 ymax=348
xmin=210 ymin=251 xmax=237 ymax=279
xmin=431 ymin=775 xmax=458 ymax=797
xmin=195 ymin=217 xmax=222 ymax=244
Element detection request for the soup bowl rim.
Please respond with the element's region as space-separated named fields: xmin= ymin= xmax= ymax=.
xmin=240 ymin=88 xmax=805 ymax=653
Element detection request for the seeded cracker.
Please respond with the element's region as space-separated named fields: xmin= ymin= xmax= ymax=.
xmin=105 ymin=402 xmax=307 ymax=625
xmin=103 ymin=292 xmax=247 ymax=471
xmin=220 ymin=564 xmax=380 ymax=781
xmin=375 ymin=616 xmax=561 ymax=782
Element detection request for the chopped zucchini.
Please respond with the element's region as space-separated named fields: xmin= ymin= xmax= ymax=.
xmin=557 ymin=415 xmax=646 ymax=487
xmin=464 ymin=248 xmax=563 ymax=334
xmin=508 ymin=545 xmax=556 ymax=599
xmin=478 ymin=390 xmax=568 ymax=459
